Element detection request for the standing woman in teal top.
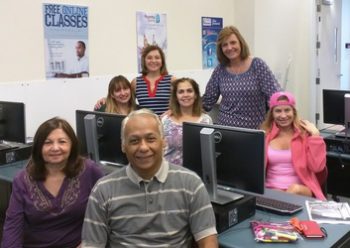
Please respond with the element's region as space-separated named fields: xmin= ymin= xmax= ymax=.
xmin=94 ymin=75 xmax=137 ymax=115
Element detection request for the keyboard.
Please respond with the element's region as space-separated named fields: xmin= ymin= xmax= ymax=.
xmin=255 ymin=195 xmax=303 ymax=215
xmin=216 ymin=185 xmax=303 ymax=215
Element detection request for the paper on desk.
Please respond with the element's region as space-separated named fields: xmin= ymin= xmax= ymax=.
xmin=306 ymin=200 xmax=350 ymax=224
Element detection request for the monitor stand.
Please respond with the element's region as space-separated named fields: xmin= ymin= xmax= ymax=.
xmin=200 ymin=128 xmax=243 ymax=205
xmin=84 ymin=114 xmax=100 ymax=162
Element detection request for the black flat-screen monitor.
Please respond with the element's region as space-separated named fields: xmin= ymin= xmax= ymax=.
xmin=183 ymin=122 xmax=265 ymax=194
xmin=0 ymin=101 xmax=26 ymax=143
xmin=323 ymin=89 xmax=350 ymax=137
xmin=75 ymin=110 xmax=128 ymax=165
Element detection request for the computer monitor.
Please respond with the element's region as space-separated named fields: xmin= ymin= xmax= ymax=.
xmin=183 ymin=122 xmax=265 ymax=197
xmin=323 ymin=89 xmax=350 ymax=137
xmin=0 ymin=101 xmax=26 ymax=143
xmin=75 ymin=110 xmax=128 ymax=166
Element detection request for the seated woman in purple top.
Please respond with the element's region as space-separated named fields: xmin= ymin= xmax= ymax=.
xmin=1 ymin=117 xmax=104 ymax=248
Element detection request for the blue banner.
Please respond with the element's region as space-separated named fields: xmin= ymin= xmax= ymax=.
xmin=202 ymin=17 xmax=223 ymax=69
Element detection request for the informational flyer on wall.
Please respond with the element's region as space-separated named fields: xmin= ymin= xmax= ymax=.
xmin=136 ymin=11 xmax=167 ymax=72
xmin=202 ymin=17 xmax=223 ymax=69
xmin=43 ymin=3 xmax=89 ymax=79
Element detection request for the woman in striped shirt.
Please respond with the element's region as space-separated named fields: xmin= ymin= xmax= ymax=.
xmin=95 ymin=45 xmax=175 ymax=116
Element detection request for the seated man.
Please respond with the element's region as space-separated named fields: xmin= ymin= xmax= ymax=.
xmin=82 ymin=108 xmax=218 ymax=247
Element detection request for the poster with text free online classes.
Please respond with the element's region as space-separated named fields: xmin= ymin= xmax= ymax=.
xmin=43 ymin=4 xmax=89 ymax=79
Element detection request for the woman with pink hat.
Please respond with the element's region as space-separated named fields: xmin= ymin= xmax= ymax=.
xmin=260 ymin=91 xmax=327 ymax=200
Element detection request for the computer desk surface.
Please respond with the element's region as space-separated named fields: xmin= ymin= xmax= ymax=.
xmin=0 ymin=159 xmax=27 ymax=182
xmin=1 ymin=161 xmax=349 ymax=247
xmin=219 ymin=189 xmax=350 ymax=248
xmin=0 ymin=159 xmax=125 ymax=183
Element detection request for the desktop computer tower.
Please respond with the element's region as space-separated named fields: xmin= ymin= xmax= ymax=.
xmin=324 ymin=135 xmax=350 ymax=155
xmin=324 ymin=135 xmax=350 ymax=198
xmin=0 ymin=143 xmax=32 ymax=165
xmin=212 ymin=195 xmax=256 ymax=233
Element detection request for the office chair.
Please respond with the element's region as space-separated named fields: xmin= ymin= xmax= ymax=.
xmin=315 ymin=166 xmax=328 ymax=198
xmin=208 ymin=103 xmax=220 ymax=124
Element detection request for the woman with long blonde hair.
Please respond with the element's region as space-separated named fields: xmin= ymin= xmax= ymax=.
xmin=261 ymin=91 xmax=327 ymax=200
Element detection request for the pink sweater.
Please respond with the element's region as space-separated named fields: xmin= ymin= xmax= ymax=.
xmin=265 ymin=123 xmax=327 ymax=200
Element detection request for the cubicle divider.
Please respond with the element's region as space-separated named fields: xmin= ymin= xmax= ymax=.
xmin=0 ymin=69 xmax=213 ymax=138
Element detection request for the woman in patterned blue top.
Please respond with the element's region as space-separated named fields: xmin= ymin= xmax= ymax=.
xmin=202 ymin=26 xmax=282 ymax=129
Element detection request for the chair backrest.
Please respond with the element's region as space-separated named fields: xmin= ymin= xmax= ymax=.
xmin=316 ymin=166 xmax=328 ymax=196
xmin=208 ymin=103 xmax=219 ymax=124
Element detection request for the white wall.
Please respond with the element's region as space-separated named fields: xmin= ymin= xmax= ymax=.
xmin=0 ymin=69 xmax=213 ymax=138
xmin=234 ymin=0 xmax=316 ymax=120
xmin=341 ymin=0 xmax=350 ymax=89
xmin=0 ymin=0 xmax=234 ymax=82
xmin=0 ymin=0 xmax=317 ymax=137
xmin=0 ymin=0 xmax=232 ymax=137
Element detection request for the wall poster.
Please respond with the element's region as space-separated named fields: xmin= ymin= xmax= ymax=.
xmin=202 ymin=17 xmax=223 ymax=69
xmin=136 ymin=11 xmax=167 ymax=72
xmin=43 ymin=3 xmax=89 ymax=79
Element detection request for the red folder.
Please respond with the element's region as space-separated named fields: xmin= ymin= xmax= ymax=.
xmin=299 ymin=220 xmax=326 ymax=238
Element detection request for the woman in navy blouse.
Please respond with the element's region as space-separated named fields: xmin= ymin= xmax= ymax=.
xmin=202 ymin=25 xmax=282 ymax=129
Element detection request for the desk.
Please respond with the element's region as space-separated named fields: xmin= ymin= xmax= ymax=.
xmin=0 ymin=160 xmax=27 ymax=212
xmin=1 ymin=162 xmax=349 ymax=247
xmin=0 ymin=160 xmax=27 ymax=241
xmin=0 ymin=159 xmax=27 ymax=182
xmin=322 ymin=133 xmax=350 ymax=198
xmin=219 ymin=189 xmax=350 ymax=248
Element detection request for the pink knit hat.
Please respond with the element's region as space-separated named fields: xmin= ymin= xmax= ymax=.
xmin=269 ymin=91 xmax=296 ymax=108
